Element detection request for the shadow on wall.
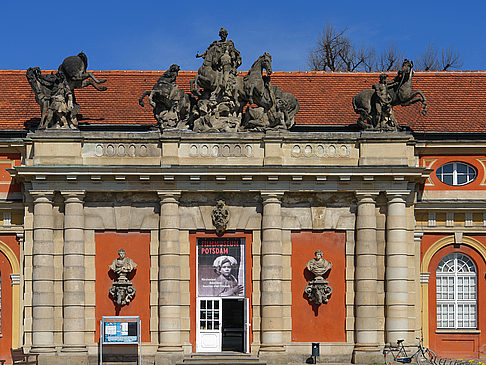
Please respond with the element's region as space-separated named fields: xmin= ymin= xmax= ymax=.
xmin=302 ymin=267 xmax=332 ymax=316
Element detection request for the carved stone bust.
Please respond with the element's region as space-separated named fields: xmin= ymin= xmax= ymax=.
xmin=306 ymin=249 xmax=332 ymax=278
xmin=109 ymin=249 xmax=137 ymax=306
xmin=305 ymin=249 xmax=333 ymax=305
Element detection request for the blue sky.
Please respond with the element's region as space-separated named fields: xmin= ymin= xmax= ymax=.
xmin=2 ymin=0 xmax=484 ymax=71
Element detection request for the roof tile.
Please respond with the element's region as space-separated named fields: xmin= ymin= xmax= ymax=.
xmin=1 ymin=70 xmax=485 ymax=132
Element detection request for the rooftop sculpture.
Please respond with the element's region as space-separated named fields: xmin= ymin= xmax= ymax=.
xmin=26 ymin=52 xmax=107 ymax=130
xmin=352 ymin=59 xmax=427 ymax=131
xmin=141 ymin=28 xmax=299 ymax=132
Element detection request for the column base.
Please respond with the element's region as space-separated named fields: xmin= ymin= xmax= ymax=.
xmin=155 ymin=352 xmax=184 ymax=365
xmin=259 ymin=351 xmax=289 ymax=365
xmin=157 ymin=344 xmax=184 ymax=352
xmin=61 ymin=345 xmax=88 ymax=353
xmin=30 ymin=345 xmax=56 ymax=353
xmin=259 ymin=343 xmax=286 ymax=352
xmin=37 ymin=353 xmax=89 ymax=365
xmin=352 ymin=343 xmax=382 ymax=364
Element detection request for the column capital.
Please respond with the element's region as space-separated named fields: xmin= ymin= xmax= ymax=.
xmin=10 ymin=273 xmax=20 ymax=286
xmin=157 ymin=191 xmax=181 ymax=203
xmin=414 ymin=232 xmax=424 ymax=243
xmin=355 ymin=191 xmax=380 ymax=201
xmin=30 ymin=190 xmax=55 ymax=202
xmin=420 ymin=272 xmax=430 ymax=284
xmin=385 ymin=190 xmax=410 ymax=200
xmin=61 ymin=191 xmax=86 ymax=202
xmin=261 ymin=191 xmax=284 ymax=202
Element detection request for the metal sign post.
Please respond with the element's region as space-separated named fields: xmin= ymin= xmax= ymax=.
xmin=100 ymin=316 xmax=141 ymax=365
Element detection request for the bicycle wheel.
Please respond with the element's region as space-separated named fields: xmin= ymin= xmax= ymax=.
xmin=384 ymin=349 xmax=398 ymax=365
xmin=415 ymin=349 xmax=437 ymax=365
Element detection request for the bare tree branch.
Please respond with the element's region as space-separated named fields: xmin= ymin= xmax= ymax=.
xmin=307 ymin=22 xmax=464 ymax=72
xmin=377 ymin=43 xmax=403 ymax=71
xmin=441 ymin=46 xmax=463 ymax=71
xmin=307 ymin=22 xmax=374 ymax=72
xmin=417 ymin=43 xmax=440 ymax=71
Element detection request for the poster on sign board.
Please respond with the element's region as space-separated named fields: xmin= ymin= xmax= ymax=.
xmin=197 ymin=237 xmax=245 ymax=297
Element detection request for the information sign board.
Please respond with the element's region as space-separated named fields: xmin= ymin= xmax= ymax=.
xmin=102 ymin=316 xmax=139 ymax=343
xmin=100 ymin=316 xmax=140 ymax=364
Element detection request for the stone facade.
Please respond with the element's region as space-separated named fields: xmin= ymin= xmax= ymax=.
xmin=5 ymin=128 xmax=428 ymax=364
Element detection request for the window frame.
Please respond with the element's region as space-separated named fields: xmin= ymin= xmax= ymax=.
xmin=436 ymin=253 xmax=477 ymax=329
xmin=435 ymin=161 xmax=477 ymax=186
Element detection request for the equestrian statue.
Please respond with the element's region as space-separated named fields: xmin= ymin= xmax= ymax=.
xmin=142 ymin=28 xmax=299 ymax=132
xmin=352 ymin=59 xmax=427 ymax=131
xmin=26 ymin=52 xmax=107 ymax=130
xmin=139 ymin=64 xmax=195 ymax=130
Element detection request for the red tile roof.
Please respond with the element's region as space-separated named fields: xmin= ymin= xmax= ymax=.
xmin=1 ymin=69 xmax=485 ymax=132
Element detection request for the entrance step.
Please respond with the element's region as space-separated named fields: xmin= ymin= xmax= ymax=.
xmin=177 ymin=352 xmax=266 ymax=365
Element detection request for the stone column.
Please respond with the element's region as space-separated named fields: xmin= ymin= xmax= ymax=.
xmin=157 ymin=192 xmax=183 ymax=353
xmin=385 ymin=191 xmax=409 ymax=344
xmin=260 ymin=192 xmax=285 ymax=352
xmin=353 ymin=192 xmax=381 ymax=362
xmin=31 ymin=191 xmax=56 ymax=353
xmin=61 ymin=191 xmax=87 ymax=352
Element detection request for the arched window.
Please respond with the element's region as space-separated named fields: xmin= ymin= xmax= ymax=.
xmin=436 ymin=253 xmax=477 ymax=328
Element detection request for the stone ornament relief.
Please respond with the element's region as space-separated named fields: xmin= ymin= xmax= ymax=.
xmin=305 ymin=249 xmax=333 ymax=304
xmin=291 ymin=144 xmax=351 ymax=158
xmin=93 ymin=143 xmax=149 ymax=157
xmin=189 ymin=144 xmax=253 ymax=158
xmin=212 ymin=200 xmax=230 ymax=235
xmin=109 ymin=249 xmax=137 ymax=306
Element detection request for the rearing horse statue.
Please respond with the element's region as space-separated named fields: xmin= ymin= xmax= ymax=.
xmin=241 ymin=52 xmax=273 ymax=107
xmin=388 ymin=59 xmax=427 ymax=114
xmin=353 ymin=59 xmax=427 ymax=130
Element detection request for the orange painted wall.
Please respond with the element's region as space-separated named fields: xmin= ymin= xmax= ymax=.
xmin=0 ymin=235 xmax=20 ymax=363
xmin=189 ymin=231 xmax=253 ymax=351
xmin=420 ymin=155 xmax=486 ymax=191
xmin=422 ymin=234 xmax=486 ymax=358
xmin=291 ymin=231 xmax=346 ymax=342
xmin=95 ymin=232 xmax=150 ymax=342
xmin=0 ymin=154 xmax=21 ymax=198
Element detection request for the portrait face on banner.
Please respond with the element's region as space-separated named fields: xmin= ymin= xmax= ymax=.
xmin=197 ymin=237 xmax=245 ymax=297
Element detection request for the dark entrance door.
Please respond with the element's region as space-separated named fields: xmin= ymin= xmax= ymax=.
xmin=222 ymin=299 xmax=244 ymax=352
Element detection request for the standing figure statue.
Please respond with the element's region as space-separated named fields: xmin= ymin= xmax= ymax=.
xmin=191 ymin=28 xmax=244 ymax=132
xmin=304 ymin=250 xmax=333 ymax=304
xmin=192 ymin=27 xmax=241 ymax=98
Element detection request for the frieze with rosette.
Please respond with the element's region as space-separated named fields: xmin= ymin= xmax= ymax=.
xmin=291 ymin=143 xmax=351 ymax=158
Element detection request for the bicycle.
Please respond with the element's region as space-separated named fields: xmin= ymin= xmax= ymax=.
xmin=383 ymin=337 xmax=437 ymax=365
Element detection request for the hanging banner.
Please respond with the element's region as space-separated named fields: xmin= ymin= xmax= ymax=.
xmin=197 ymin=237 xmax=245 ymax=297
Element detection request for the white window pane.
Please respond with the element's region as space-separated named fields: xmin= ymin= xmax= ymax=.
xmin=436 ymin=253 xmax=477 ymax=329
